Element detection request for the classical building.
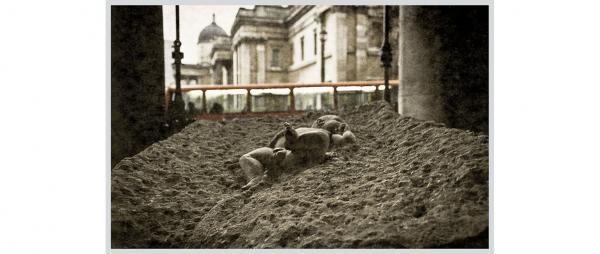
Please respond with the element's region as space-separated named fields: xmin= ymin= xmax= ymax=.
xmin=231 ymin=5 xmax=398 ymax=84
xmin=169 ymin=6 xmax=400 ymax=112
xmin=176 ymin=14 xmax=233 ymax=86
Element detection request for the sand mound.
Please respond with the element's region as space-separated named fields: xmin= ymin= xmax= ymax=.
xmin=111 ymin=101 xmax=489 ymax=248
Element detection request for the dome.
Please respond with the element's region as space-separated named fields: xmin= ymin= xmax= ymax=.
xmin=197 ymin=15 xmax=228 ymax=43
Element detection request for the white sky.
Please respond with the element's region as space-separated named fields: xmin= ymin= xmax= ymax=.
xmin=163 ymin=5 xmax=254 ymax=64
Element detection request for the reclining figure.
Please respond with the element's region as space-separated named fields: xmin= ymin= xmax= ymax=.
xmin=240 ymin=116 xmax=356 ymax=189
xmin=311 ymin=114 xmax=349 ymax=135
xmin=270 ymin=115 xmax=356 ymax=149
xmin=311 ymin=115 xmax=356 ymax=148
xmin=268 ymin=120 xmax=356 ymax=162
xmin=239 ymin=147 xmax=295 ymax=189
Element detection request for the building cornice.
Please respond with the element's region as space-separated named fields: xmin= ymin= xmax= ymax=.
xmin=284 ymin=5 xmax=314 ymax=26
xmin=231 ymin=36 xmax=269 ymax=49
xmin=231 ymin=6 xmax=290 ymax=37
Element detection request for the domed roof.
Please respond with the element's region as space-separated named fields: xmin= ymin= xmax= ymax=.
xmin=197 ymin=14 xmax=228 ymax=43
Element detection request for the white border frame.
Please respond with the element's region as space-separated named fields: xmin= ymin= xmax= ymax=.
xmin=106 ymin=1 xmax=494 ymax=253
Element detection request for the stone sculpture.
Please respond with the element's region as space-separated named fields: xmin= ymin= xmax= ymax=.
xmin=238 ymin=147 xmax=295 ymax=189
xmin=240 ymin=115 xmax=356 ymax=189
xmin=311 ymin=114 xmax=349 ymax=134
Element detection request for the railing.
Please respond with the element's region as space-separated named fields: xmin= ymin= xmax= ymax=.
xmin=165 ymin=80 xmax=399 ymax=120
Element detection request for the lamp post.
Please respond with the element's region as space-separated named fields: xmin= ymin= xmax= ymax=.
xmin=380 ymin=5 xmax=393 ymax=104
xmin=316 ymin=12 xmax=328 ymax=83
xmin=320 ymin=29 xmax=327 ymax=82
xmin=170 ymin=5 xmax=186 ymax=128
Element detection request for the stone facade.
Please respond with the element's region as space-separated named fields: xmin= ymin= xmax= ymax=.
xmin=173 ymin=15 xmax=233 ymax=86
xmin=231 ymin=5 xmax=397 ymax=84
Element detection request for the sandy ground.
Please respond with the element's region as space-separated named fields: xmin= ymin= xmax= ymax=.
xmin=111 ymin=101 xmax=489 ymax=248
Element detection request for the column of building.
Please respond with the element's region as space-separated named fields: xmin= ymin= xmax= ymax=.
xmin=211 ymin=61 xmax=223 ymax=84
xmin=239 ymin=43 xmax=251 ymax=84
xmin=232 ymin=48 xmax=237 ymax=84
xmin=332 ymin=8 xmax=347 ymax=82
xmin=256 ymin=43 xmax=266 ymax=83
xmin=355 ymin=8 xmax=369 ymax=81
xmin=397 ymin=6 xmax=489 ymax=133
xmin=345 ymin=7 xmax=357 ymax=81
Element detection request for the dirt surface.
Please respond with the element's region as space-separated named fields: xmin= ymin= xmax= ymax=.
xmin=111 ymin=101 xmax=489 ymax=248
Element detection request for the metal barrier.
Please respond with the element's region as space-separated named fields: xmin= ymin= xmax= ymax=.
xmin=165 ymin=80 xmax=399 ymax=119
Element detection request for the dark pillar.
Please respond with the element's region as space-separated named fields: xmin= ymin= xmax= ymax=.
xmin=319 ymin=12 xmax=328 ymax=83
xmin=169 ymin=5 xmax=186 ymax=128
xmin=226 ymin=63 xmax=233 ymax=85
xmin=333 ymin=87 xmax=338 ymax=110
xmin=212 ymin=61 xmax=223 ymax=85
xmin=381 ymin=6 xmax=393 ymax=103
xmin=246 ymin=89 xmax=252 ymax=112
xmin=202 ymin=90 xmax=208 ymax=114
xmin=111 ymin=6 xmax=165 ymax=168
xmin=398 ymin=6 xmax=489 ymax=133
xmin=289 ymin=88 xmax=295 ymax=112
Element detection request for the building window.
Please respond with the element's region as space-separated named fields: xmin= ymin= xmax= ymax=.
xmin=300 ymin=36 xmax=305 ymax=61
xmin=271 ymin=48 xmax=280 ymax=67
xmin=313 ymin=29 xmax=317 ymax=55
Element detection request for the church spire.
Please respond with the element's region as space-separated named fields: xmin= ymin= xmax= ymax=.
xmin=212 ymin=13 xmax=215 ymax=23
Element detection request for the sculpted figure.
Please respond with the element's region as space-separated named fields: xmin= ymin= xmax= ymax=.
xmin=330 ymin=127 xmax=357 ymax=148
xmin=311 ymin=115 xmax=350 ymax=134
xmin=268 ymin=122 xmax=356 ymax=163
xmin=240 ymin=118 xmax=357 ymax=189
xmin=311 ymin=115 xmax=356 ymax=147
xmin=269 ymin=123 xmax=331 ymax=165
xmin=239 ymin=147 xmax=296 ymax=189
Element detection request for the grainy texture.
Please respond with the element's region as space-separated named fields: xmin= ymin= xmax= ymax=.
xmin=398 ymin=6 xmax=489 ymax=133
xmin=111 ymin=101 xmax=489 ymax=248
xmin=111 ymin=6 xmax=166 ymax=167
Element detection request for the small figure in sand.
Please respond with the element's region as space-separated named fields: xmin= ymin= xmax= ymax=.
xmin=311 ymin=114 xmax=350 ymax=135
xmin=311 ymin=115 xmax=356 ymax=148
xmin=268 ymin=123 xmax=330 ymax=163
xmin=270 ymin=118 xmax=356 ymax=150
xmin=268 ymin=121 xmax=356 ymax=163
xmin=239 ymin=147 xmax=297 ymax=189
xmin=240 ymin=116 xmax=356 ymax=190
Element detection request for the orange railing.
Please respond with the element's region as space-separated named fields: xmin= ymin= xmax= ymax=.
xmin=165 ymin=80 xmax=399 ymax=119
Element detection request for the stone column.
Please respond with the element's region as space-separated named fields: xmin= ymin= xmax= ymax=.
xmin=240 ymin=43 xmax=251 ymax=84
xmin=397 ymin=6 xmax=489 ymax=133
xmin=212 ymin=61 xmax=223 ymax=85
xmin=250 ymin=42 xmax=257 ymax=83
xmin=222 ymin=65 xmax=228 ymax=85
xmin=346 ymin=7 xmax=357 ymax=81
xmin=355 ymin=8 xmax=369 ymax=81
xmin=226 ymin=63 xmax=233 ymax=85
xmin=232 ymin=48 xmax=237 ymax=84
xmin=110 ymin=6 xmax=165 ymax=168
xmin=331 ymin=9 xmax=347 ymax=82
xmin=257 ymin=43 xmax=266 ymax=83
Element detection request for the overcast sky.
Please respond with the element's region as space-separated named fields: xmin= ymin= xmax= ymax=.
xmin=163 ymin=5 xmax=253 ymax=64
